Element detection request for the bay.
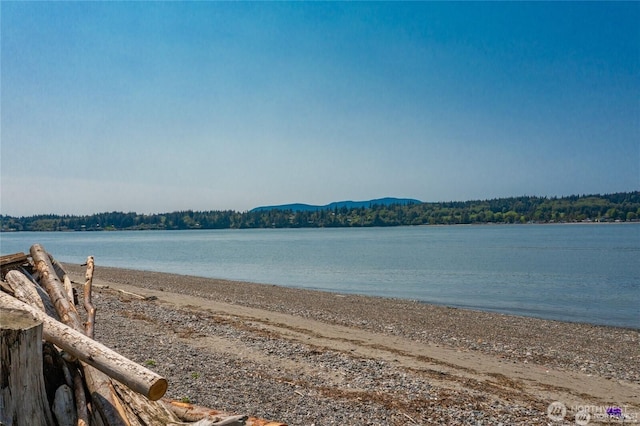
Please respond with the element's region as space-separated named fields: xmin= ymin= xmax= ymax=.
xmin=1 ymin=224 xmax=638 ymax=329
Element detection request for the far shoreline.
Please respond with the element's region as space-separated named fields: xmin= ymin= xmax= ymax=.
xmin=2 ymin=220 xmax=638 ymax=232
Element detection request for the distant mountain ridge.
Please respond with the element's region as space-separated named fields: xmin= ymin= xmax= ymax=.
xmin=251 ymin=197 xmax=423 ymax=212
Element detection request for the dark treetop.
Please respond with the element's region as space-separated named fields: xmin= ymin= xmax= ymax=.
xmin=1 ymin=192 xmax=638 ymax=231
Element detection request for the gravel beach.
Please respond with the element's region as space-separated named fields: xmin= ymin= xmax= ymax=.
xmin=62 ymin=264 xmax=640 ymax=425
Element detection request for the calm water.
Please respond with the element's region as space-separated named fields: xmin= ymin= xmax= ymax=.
xmin=1 ymin=224 xmax=638 ymax=329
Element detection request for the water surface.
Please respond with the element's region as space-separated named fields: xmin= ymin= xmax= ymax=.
xmin=2 ymin=224 xmax=638 ymax=328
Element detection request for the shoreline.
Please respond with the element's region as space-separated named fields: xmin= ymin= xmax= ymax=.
xmin=60 ymin=263 xmax=640 ymax=425
xmin=67 ymin=261 xmax=639 ymax=331
xmin=3 ymin=220 xmax=637 ymax=232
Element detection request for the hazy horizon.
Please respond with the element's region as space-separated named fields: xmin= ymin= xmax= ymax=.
xmin=2 ymin=191 xmax=637 ymax=218
xmin=2 ymin=2 xmax=638 ymax=217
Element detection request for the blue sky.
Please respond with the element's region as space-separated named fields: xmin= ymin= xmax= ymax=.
xmin=1 ymin=2 xmax=638 ymax=216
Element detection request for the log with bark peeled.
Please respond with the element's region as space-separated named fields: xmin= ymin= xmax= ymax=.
xmin=52 ymin=384 xmax=77 ymax=426
xmin=30 ymin=244 xmax=82 ymax=327
xmin=0 ymin=308 xmax=55 ymax=426
xmin=17 ymin=265 xmax=61 ymax=320
xmin=72 ymin=363 xmax=90 ymax=426
xmin=31 ymin=245 xmax=138 ymax=424
xmin=162 ymin=399 xmax=289 ymax=426
xmin=83 ymin=255 xmax=97 ymax=338
xmin=0 ymin=292 xmax=169 ymax=401
xmin=5 ymin=269 xmax=46 ymax=312
xmin=48 ymin=252 xmax=75 ymax=305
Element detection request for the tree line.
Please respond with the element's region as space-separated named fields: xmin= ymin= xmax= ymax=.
xmin=1 ymin=192 xmax=638 ymax=232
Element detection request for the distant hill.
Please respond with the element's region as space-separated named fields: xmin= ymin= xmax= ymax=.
xmin=251 ymin=197 xmax=423 ymax=212
xmin=2 ymin=192 xmax=637 ymax=231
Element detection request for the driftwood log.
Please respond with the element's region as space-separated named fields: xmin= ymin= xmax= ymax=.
xmin=5 ymin=269 xmax=60 ymax=320
xmin=52 ymin=384 xmax=77 ymax=426
xmin=0 ymin=308 xmax=55 ymax=426
xmin=5 ymin=269 xmax=46 ymax=312
xmin=1 ymin=246 xmax=287 ymax=426
xmin=6 ymin=248 xmax=166 ymax=425
xmin=49 ymin=252 xmax=75 ymax=305
xmin=31 ymin=244 xmax=82 ymax=327
xmin=72 ymin=362 xmax=91 ymax=426
xmin=0 ymin=292 xmax=168 ymax=400
xmin=83 ymin=255 xmax=97 ymax=338
xmin=29 ymin=246 xmax=161 ymax=424
xmin=0 ymin=252 xmax=29 ymax=277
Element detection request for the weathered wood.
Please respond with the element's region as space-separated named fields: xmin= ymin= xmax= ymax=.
xmin=4 ymin=244 xmax=284 ymax=425
xmin=84 ymin=255 xmax=97 ymax=338
xmin=30 ymin=244 xmax=82 ymax=327
xmin=91 ymin=405 xmax=107 ymax=426
xmin=83 ymin=369 xmax=131 ymax=426
xmin=43 ymin=342 xmax=70 ymax=402
xmin=94 ymin=285 xmax=151 ymax=302
xmin=0 ymin=252 xmax=29 ymax=278
xmin=52 ymin=384 xmax=77 ymax=426
xmin=5 ymin=270 xmax=60 ymax=320
xmin=0 ymin=308 xmax=55 ymax=426
xmin=162 ymin=399 xmax=227 ymax=422
xmin=162 ymin=399 xmax=288 ymax=426
xmin=60 ymin=358 xmax=74 ymax=388
xmin=117 ymin=288 xmax=148 ymax=300
xmin=5 ymin=269 xmax=46 ymax=312
xmin=54 ymin=355 xmax=90 ymax=425
xmin=48 ymin=253 xmax=75 ymax=305
xmin=0 ymin=292 xmax=168 ymax=401
xmin=114 ymin=382 xmax=192 ymax=426
xmin=114 ymin=383 xmax=250 ymax=425
xmin=0 ymin=279 xmax=15 ymax=296
xmin=0 ymin=252 xmax=29 ymax=266
xmin=5 ymin=269 xmax=65 ymax=360
xmin=30 ymin=245 xmax=133 ymax=424
xmin=72 ymin=366 xmax=90 ymax=426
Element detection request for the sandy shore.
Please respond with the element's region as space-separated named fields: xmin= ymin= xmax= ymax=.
xmin=62 ymin=264 xmax=639 ymax=425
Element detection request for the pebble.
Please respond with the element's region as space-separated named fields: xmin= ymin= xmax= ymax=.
xmin=64 ymin=264 xmax=639 ymax=425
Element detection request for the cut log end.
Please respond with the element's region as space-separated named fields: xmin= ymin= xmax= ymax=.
xmin=148 ymin=378 xmax=169 ymax=401
xmin=0 ymin=307 xmax=41 ymax=330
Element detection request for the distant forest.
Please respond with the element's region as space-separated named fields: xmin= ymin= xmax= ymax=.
xmin=1 ymin=192 xmax=638 ymax=232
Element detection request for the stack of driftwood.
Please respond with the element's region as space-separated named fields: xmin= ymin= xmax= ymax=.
xmin=0 ymin=244 xmax=285 ymax=426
